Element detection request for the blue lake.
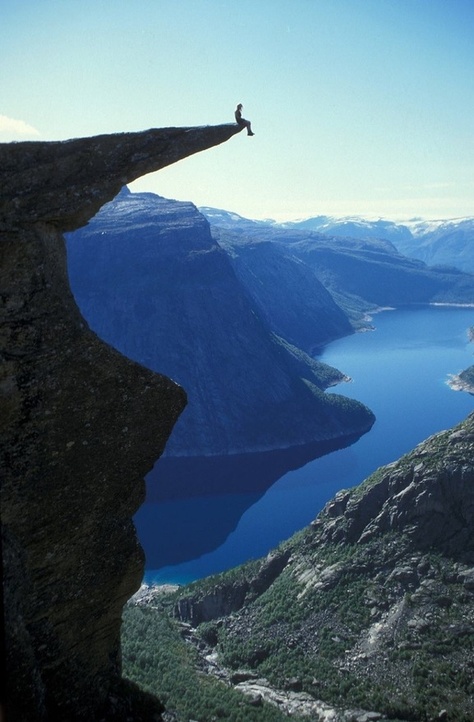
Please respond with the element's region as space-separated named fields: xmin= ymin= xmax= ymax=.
xmin=139 ymin=305 xmax=474 ymax=585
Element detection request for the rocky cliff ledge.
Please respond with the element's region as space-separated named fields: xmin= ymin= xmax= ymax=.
xmin=1 ymin=124 xmax=241 ymax=721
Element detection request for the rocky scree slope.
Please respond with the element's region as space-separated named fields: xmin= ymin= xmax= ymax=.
xmin=171 ymin=413 xmax=474 ymax=721
xmin=1 ymin=124 xmax=242 ymax=722
xmin=67 ymin=188 xmax=374 ymax=457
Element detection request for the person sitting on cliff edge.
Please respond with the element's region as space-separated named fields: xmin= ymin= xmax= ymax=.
xmin=234 ymin=103 xmax=255 ymax=136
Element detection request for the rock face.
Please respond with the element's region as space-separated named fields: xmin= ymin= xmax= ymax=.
xmin=315 ymin=413 xmax=474 ymax=561
xmin=0 ymin=125 xmax=242 ymax=721
xmin=66 ymin=188 xmax=374 ymax=456
xmin=0 ymin=124 xmax=242 ymax=231
xmin=174 ymin=550 xmax=291 ymax=625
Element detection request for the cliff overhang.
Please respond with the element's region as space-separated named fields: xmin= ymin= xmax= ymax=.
xmin=1 ymin=124 xmax=242 ymax=231
xmin=1 ymin=123 xmax=242 ymax=721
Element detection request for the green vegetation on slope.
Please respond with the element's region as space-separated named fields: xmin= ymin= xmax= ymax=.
xmin=122 ymin=602 xmax=304 ymax=722
xmin=207 ymin=539 xmax=474 ymax=721
xmin=122 ymin=536 xmax=474 ymax=721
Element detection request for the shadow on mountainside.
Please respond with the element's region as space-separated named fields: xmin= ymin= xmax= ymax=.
xmin=137 ymin=432 xmax=365 ymax=569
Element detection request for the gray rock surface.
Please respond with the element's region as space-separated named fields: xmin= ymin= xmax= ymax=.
xmin=316 ymin=414 xmax=474 ymax=561
xmin=0 ymin=123 xmax=243 ymax=230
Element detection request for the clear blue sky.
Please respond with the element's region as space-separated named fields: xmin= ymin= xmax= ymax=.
xmin=2 ymin=0 xmax=473 ymax=220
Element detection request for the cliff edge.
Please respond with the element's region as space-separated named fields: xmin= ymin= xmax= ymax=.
xmin=0 ymin=124 xmax=241 ymax=721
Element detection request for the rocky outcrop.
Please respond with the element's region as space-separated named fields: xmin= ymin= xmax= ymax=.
xmin=174 ymin=550 xmax=291 ymax=625
xmin=453 ymin=365 xmax=474 ymax=393
xmin=1 ymin=125 xmax=241 ymax=721
xmin=0 ymin=124 xmax=243 ymax=231
xmin=448 ymin=329 xmax=474 ymax=395
xmin=316 ymin=412 xmax=474 ymax=562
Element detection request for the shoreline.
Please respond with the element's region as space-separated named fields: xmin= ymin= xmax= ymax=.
xmin=447 ymin=374 xmax=474 ymax=395
xmin=364 ymin=301 xmax=474 ymax=320
xmin=430 ymin=302 xmax=474 ymax=308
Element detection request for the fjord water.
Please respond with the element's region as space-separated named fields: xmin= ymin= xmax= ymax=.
xmin=140 ymin=306 xmax=474 ymax=585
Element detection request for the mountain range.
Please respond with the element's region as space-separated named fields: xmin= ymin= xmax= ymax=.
xmin=201 ymin=208 xmax=474 ymax=275
xmin=67 ymin=190 xmax=474 ymax=458
xmin=67 ymin=188 xmax=373 ymax=457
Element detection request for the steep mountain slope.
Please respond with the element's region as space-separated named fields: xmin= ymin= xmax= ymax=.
xmin=164 ymin=412 xmax=474 ymax=721
xmin=67 ymin=189 xmax=374 ymax=457
xmin=215 ymin=228 xmax=353 ymax=353
xmin=287 ymin=234 xmax=474 ymax=314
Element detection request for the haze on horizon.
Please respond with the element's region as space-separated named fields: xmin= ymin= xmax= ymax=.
xmin=2 ymin=0 xmax=473 ymax=222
